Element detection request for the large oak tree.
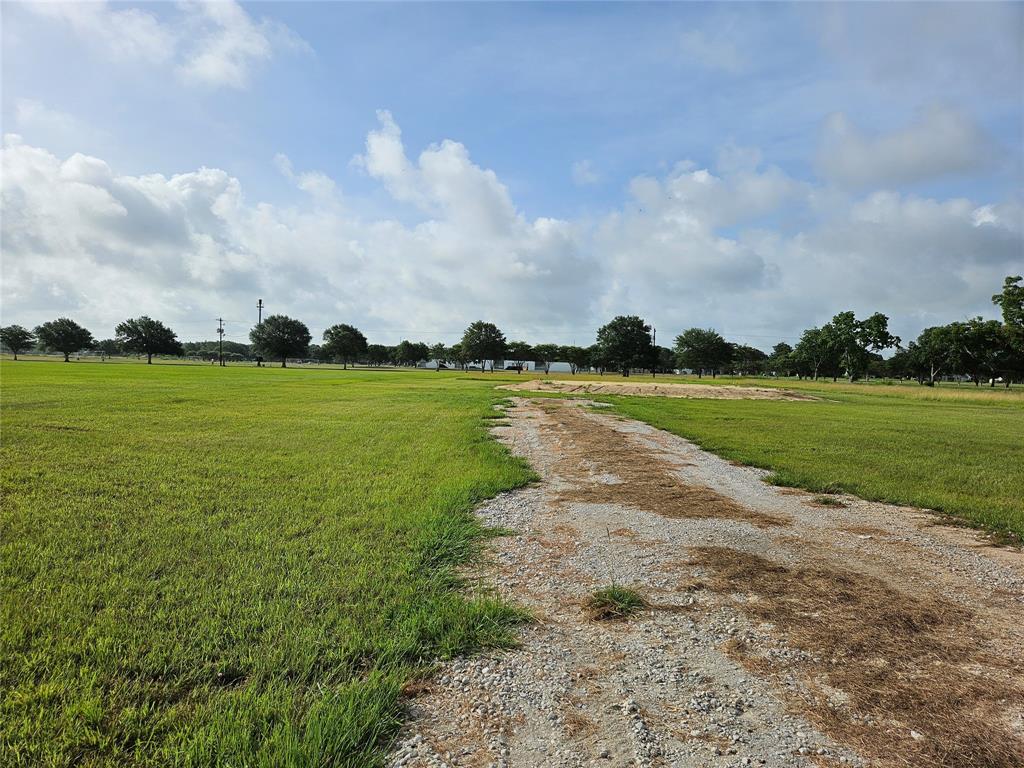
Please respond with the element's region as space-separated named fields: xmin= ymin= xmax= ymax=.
xmin=0 ymin=325 xmax=35 ymax=360
xmin=115 ymin=316 xmax=183 ymax=364
xmin=34 ymin=318 xmax=94 ymax=362
xmin=250 ymin=315 xmax=311 ymax=368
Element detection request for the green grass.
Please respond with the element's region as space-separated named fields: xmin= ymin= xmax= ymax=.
xmin=0 ymin=362 xmax=534 ymax=767
xmin=3 ymin=360 xmax=1022 ymax=765
xmin=602 ymin=384 xmax=1024 ymax=542
xmin=584 ymin=586 xmax=647 ymax=621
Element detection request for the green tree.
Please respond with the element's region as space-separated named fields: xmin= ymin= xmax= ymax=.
xmin=249 ymin=315 xmax=311 ymax=368
xmin=34 ymin=318 xmax=94 ymax=362
xmin=823 ymin=311 xmax=900 ymax=381
xmin=505 ymin=341 xmax=533 ymax=373
xmin=95 ymin=338 xmax=123 ymax=360
xmin=322 ymin=324 xmax=368 ymax=369
xmin=960 ymin=317 xmax=1006 ymax=386
xmin=588 ymin=343 xmax=611 ymax=375
xmin=596 ymin=315 xmax=653 ymax=376
xmin=793 ymin=327 xmax=837 ymax=380
xmin=653 ymin=346 xmax=676 ymax=374
xmin=561 ymin=345 xmax=590 ymax=375
xmin=393 ymin=340 xmax=429 ymax=366
xmin=731 ymin=344 xmax=767 ymax=375
xmin=449 ymin=342 xmax=468 ymax=371
xmin=460 ymin=321 xmax=506 ymax=372
xmin=674 ymin=328 xmax=730 ymax=378
xmin=531 ymin=343 xmax=561 ymax=374
xmin=0 ymin=325 xmax=36 ymax=360
xmin=428 ymin=342 xmax=449 ymax=370
xmin=365 ymin=344 xmax=391 ymax=366
xmin=910 ymin=325 xmax=956 ymax=385
xmin=993 ymin=274 xmax=1024 ymax=357
xmin=115 ymin=316 xmax=184 ymax=364
xmin=767 ymin=342 xmax=794 ymax=376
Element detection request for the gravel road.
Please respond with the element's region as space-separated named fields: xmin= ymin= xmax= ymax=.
xmin=388 ymin=397 xmax=1024 ymax=768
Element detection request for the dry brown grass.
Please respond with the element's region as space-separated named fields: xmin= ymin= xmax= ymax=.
xmin=538 ymin=401 xmax=787 ymax=528
xmin=690 ymin=546 xmax=1024 ymax=768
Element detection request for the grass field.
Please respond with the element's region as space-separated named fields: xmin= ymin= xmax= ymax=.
xmin=0 ymin=362 xmax=533 ymax=767
xmin=2 ymin=360 xmax=1022 ymax=765
xmin=601 ymin=383 xmax=1024 ymax=542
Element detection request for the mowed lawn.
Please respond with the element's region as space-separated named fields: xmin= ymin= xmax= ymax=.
xmin=0 ymin=362 xmax=533 ymax=767
xmin=2 ymin=363 xmax=1022 ymax=767
xmin=604 ymin=382 xmax=1024 ymax=541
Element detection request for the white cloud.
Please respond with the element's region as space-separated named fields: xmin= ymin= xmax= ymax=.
xmin=22 ymin=0 xmax=306 ymax=89
xmin=24 ymin=2 xmax=175 ymax=63
xmin=274 ymin=153 xmax=338 ymax=205
xmin=572 ymin=160 xmax=599 ymax=186
xmin=817 ymin=106 xmax=1000 ymax=188
xmin=2 ymin=120 xmax=1019 ymax=348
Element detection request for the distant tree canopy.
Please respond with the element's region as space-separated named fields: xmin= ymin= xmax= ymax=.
xmin=0 ymin=325 xmax=36 ymax=360
xmin=393 ymin=340 xmax=429 ymax=366
xmin=322 ymin=324 xmax=368 ymax=368
xmin=34 ymin=318 xmax=94 ymax=362
xmin=115 ymin=316 xmax=183 ymax=364
xmin=531 ymin=343 xmax=561 ymax=374
xmin=250 ymin=315 xmax=311 ymax=367
xmin=365 ymin=344 xmax=391 ymax=366
xmin=993 ymin=275 xmax=1024 ymax=350
xmin=596 ymin=315 xmax=653 ymax=376
xmin=768 ymin=342 xmax=794 ymax=375
xmin=674 ymin=328 xmax=731 ymax=377
xmin=731 ymin=344 xmax=767 ymax=375
xmin=9 ymin=274 xmax=1021 ymax=384
xmin=94 ymin=339 xmax=123 ymax=358
xmin=461 ymin=321 xmax=506 ymax=371
xmin=182 ymin=340 xmax=252 ymax=357
xmin=562 ymin=345 xmax=590 ymax=375
xmin=505 ymin=341 xmax=533 ymax=371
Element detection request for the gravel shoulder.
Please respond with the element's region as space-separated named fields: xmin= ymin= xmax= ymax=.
xmin=389 ymin=398 xmax=1024 ymax=768
xmin=497 ymin=380 xmax=818 ymax=400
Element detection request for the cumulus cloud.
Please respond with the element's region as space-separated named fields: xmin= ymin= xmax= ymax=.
xmin=22 ymin=0 xmax=306 ymax=89
xmin=817 ymin=106 xmax=1000 ymax=188
xmin=2 ymin=118 xmax=1019 ymax=348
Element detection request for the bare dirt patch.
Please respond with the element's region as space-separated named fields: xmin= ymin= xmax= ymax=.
xmin=690 ymin=546 xmax=1024 ymax=768
xmin=498 ymin=379 xmax=819 ymax=400
xmin=537 ymin=399 xmax=787 ymax=529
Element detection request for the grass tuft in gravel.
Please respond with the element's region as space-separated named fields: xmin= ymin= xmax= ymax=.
xmin=811 ymin=495 xmax=846 ymax=507
xmin=584 ymin=586 xmax=647 ymax=621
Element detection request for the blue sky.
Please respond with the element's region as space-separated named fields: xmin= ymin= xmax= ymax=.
xmin=2 ymin=2 xmax=1022 ymax=346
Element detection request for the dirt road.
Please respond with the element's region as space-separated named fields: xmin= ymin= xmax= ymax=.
xmin=498 ymin=380 xmax=818 ymax=401
xmin=389 ymin=398 xmax=1024 ymax=768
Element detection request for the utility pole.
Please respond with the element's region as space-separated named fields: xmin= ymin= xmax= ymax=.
xmin=652 ymin=327 xmax=657 ymax=379
xmin=257 ymin=299 xmax=264 ymax=325
xmin=217 ymin=318 xmax=225 ymax=366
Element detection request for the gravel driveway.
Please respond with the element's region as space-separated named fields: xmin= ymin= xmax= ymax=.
xmin=389 ymin=397 xmax=1024 ymax=768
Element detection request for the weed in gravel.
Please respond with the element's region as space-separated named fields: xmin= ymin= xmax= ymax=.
xmin=585 ymin=586 xmax=647 ymax=621
xmin=811 ymin=495 xmax=846 ymax=507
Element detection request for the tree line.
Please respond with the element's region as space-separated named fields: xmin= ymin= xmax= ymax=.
xmin=2 ymin=276 xmax=1021 ymax=386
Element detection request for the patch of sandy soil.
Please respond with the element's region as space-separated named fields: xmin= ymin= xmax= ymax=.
xmin=497 ymin=380 xmax=819 ymax=400
xmin=388 ymin=398 xmax=1023 ymax=768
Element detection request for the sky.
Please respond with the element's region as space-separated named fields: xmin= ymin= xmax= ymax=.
xmin=1 ymin=1 xmax=1022 ymax=349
